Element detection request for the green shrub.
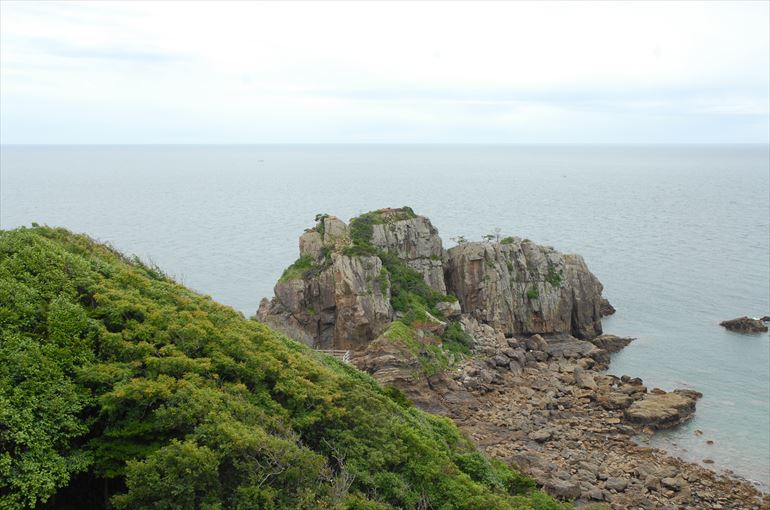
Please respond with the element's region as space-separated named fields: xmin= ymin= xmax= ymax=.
xmin=545 ymin=268 xmax=562 ymax=288
xmin=384 ymin=385 xmax=412 ymax=408
xmin=0 ymin=226 xmax=564 ymax=510
xmin=526 ymin=287 xmax=539 ymax=300
xmin=441 ymin=321 xmax=473 ymax=355
xmin=500 ymin=237 xmax=515 ymax=245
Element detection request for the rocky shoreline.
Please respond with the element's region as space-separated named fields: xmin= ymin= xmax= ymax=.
xmin=258 ymin=208 xmax=769 ymax=509
xmin=390 ymin=322 xmax=769 ymax=509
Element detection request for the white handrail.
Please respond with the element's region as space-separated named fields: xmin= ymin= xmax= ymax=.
xmin=315 ymin=348 xmax=352 ymax=365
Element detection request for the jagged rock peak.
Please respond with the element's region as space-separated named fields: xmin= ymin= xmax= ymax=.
xmin=299 ymin=214 xmax=349 ymax=260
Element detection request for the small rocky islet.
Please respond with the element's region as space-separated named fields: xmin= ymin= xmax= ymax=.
xmin=258 ymin=207 xmax=769 ymax=509
xmin=720 ymin=316 xmax=769 ymax=334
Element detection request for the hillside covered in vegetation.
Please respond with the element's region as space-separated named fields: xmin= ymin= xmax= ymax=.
xmin=0 ymin=226 xmax=570 ymax=510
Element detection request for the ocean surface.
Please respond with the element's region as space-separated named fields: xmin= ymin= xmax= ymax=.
xmin=2 ymin=144 xmax=768 ymax=488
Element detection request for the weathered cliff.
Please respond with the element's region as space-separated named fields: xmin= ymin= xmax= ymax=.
xmin=258 ymin=252 xmax=393 ymax=349
xmin=445 ymin=238 xmax=604 ymax=339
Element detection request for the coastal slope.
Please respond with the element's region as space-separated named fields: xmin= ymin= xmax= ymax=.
xmin=0 ymin=226 xmax=568 ymax=510
xmin=257 ymin=208 xmax=769 ymax=510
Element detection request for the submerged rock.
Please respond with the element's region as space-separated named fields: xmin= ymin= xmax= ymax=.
xmin=719 ymin=316 xmax=768 ymax=333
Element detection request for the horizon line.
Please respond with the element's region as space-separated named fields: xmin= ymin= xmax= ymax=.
xmin=2 ymin=142 xmax=769 ymax=146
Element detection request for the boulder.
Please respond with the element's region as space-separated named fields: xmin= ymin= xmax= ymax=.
xmin=625 ymin=389 xmax=701 ymax=429
xmin=545 ymin=479 xmax=581 ymax=500
xmin=604 ymin=478 xmax=628 ymax=492
xmin=525 ymin=334 xmax=549 ymax=352
xmin=719 ymin=316 xmax=768 ymax=333
xmin=435 ymin=300 xmax=462 ymax=319
xmin=445 ymin=239 xmax=604 ymax=339
xmin=542 ymin=333 xmax=599 ymax=359
xmin=529 ymin=428 xmax=553 ymax=443
xmin=600 ymin=297 xmax=616 ymax=316
xmin=589 ymin=335 xmax=634 ymax=353
xmin=574 ymin=366 xmax=597 ymax=390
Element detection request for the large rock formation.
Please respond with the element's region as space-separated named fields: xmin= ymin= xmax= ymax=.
xmin=258 ymin=209 xmax=607 ymax=350
xmin=445 ymin=238 xmax=604 ymax=339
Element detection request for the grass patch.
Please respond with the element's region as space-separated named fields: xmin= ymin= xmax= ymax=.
xmin=278 ymin=254 xmax=314 ymax=282
xmin=526 ymin=287 xmax=539 ymax=300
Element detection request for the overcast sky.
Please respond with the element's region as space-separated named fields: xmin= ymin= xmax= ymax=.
xmin=1 ymin=1 xmax=768 ymax=144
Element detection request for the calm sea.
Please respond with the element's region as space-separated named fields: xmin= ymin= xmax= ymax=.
xmin=1 ymin=144 xmax=768 ymax=488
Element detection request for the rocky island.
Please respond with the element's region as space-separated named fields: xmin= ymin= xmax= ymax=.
xmin=259 ymin=207 xmax=769 ymax=510
xmin=720 ymin=316 xmax=769 ymax=334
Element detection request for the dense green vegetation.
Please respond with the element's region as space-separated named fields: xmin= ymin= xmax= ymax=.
xmin=0 ymin=226 xmax=570 ymax=510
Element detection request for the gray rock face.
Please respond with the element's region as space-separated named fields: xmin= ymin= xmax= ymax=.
xmin=332 ymin=254 xmax=393 ymax=349
xmin=370 ymin=215 xmax=447 ymax=293
xmin=299 ymin=216 xmax=349 ymax=260
xmin=445 ymin=239 xmax=604 ymax=338
xmin=257 ymin=253 xmax=392 ymax=350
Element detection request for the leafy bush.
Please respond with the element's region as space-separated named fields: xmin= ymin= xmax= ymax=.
xmin=441 ymin=321 xmax=473 ymax=355
xmin=526 ymin=287 xmax=539 ymax=300
xmin=500 ymin=237 xmax=515 ymax=245
xmin=0 ymin=226 xmax=564 ymax=510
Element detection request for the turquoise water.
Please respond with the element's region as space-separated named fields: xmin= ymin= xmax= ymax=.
xmin=1 ymin=144 xmax=768 ymax=488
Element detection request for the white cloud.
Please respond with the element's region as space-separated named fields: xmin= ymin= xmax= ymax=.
xmin=1 ymin=0 xmax=768 ymax=143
